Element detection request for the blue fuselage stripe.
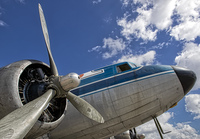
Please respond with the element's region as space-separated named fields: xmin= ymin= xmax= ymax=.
xmin=71 ymin=65 xmax=174 ymax=97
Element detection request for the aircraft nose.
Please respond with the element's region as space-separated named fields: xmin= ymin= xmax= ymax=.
xmin=172 ymin=66 xmax=196 ymax=95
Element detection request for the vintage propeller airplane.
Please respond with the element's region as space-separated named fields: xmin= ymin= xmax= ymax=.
xmin=0 ymin=3 xmax=197 ymax=139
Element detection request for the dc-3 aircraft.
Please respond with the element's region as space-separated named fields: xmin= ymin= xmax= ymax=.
xmin=0 ymin=3 xmax=197 ymax=139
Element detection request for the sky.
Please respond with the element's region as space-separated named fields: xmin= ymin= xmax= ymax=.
xmin=0 ymin=0 xmax=200 ymax=138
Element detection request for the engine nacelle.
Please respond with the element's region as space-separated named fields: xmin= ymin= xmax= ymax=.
xmin=0 ymin=60 xmax=67 ymax=138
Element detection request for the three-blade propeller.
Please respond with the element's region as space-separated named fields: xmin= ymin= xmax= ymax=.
xmin=0 ymin=3 xmax=104 ymax=139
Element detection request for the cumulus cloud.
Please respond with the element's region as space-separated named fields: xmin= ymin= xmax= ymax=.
xmin=117 ymin=0 xmax=176 ymax=41
xmin=113 ymin=50 xmax=156 ymax=65
xmin=175 ymin=42 xmax=200 ymax=90
xmin=89 ymin=37 xmax=126 ymax=59
xmin=137 ymin=112 xmax=200 ymax=139
xmin=117 ymin=7 xmax=158 ymax=41
xmin=170 ymin=0 xmax=200 ymax=41
xmin=170 ymin=19 xmax=200 ymax=41
xmin=185 ymin=94 xmax=200 ymax=120
xmin=150 ymin=0 xmax=176 ymax=30
xmin=118 ymin=0 xmax=200 ymax=42
xmin=175 ymin=0 xmax=200 ymax=19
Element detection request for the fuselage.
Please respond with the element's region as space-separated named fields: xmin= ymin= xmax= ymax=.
xmin=49 ymin=62 xmax=196 ymax=139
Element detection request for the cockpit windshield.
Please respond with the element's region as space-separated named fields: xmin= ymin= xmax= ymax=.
xmin=116 ymin=62 xmax=139 ymax=73
xmin=117 ymin=63 xmax=131 ymax=73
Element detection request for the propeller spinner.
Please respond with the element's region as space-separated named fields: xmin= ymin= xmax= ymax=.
xmin=0 ymin=3 xmax=104 ymax=139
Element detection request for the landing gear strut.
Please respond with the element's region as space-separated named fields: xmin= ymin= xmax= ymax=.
xmin=130 ymin=128 xmax=145 ymax=139
xmin=153 ymin=116 xmax=171 ymax=139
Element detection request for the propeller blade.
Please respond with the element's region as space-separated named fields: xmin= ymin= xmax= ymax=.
xmin=38 ymin=3 xmax=104 ymax=124
xmin=38 ymin=3 xmax=58 ymax=76
xmin=66 ymin=91 xmax=104 ymax=123
xmin=0 ymin=89 xmax=55 ymax=139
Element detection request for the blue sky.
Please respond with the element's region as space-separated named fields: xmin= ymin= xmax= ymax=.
xmin=1 ymin=0 xmax=200 ymax=138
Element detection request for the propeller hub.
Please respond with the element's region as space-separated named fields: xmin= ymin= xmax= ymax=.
xmin=60 ymin=73 xmax=80 ymax=91
xmin=48 ymin=73 xmax=80 ymax=98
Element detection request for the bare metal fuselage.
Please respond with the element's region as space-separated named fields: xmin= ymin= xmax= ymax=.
xmin=49 ymin=67 xmax=183 ymax=139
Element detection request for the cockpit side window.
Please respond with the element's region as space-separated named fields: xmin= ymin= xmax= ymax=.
xmin=117 ymin=63 xmax=131 ymax=73
xmin=129 ymin=63 xmax=137 ymax=68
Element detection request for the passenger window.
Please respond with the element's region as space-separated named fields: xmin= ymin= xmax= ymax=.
xmin=117 ymin=63 xmax=131 ymax=73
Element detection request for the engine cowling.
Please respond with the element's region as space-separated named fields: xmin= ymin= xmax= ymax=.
xmin=0 ymin=60 xmax=67 ymax=138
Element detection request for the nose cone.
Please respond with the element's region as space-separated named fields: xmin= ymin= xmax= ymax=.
xmin=172 ymin=66 xmax=196 ymax=95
